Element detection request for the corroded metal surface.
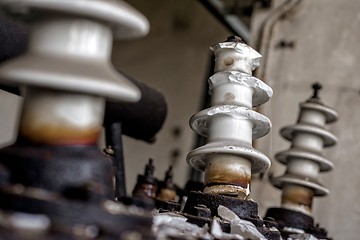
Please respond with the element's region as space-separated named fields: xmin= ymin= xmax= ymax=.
xmin=183 ymin=191 xmax=258 ymax=219
xmin=265 ymin=207 xmax=314 ymax=230
xmin=0 ymin=144 xmax=113 ymax=198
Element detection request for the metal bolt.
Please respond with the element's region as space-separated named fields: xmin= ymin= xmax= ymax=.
xmin=103 ymin=145 xmax=114 ymax=156
xmin=312 ymin=82 xmax=322 ymax=99
xmin=264 ymin=216 xmax=278 ymax=228
xmin=145 ymin=158 xmax=155 ymax=177
xmin=225 ymin=35 xmax=243 ymax=43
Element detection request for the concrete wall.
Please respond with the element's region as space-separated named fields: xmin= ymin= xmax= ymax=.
xmin=251 ymin=0 xmax=360 ymax=238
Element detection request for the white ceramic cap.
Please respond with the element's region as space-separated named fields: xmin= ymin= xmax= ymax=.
xmin=280 ymin=124 xmax=338 ymax=147
xmin=275 ymin=148 xmax=333 ymax=172
xmin=271 ymin=173 xmax=329 ymax=196
xmin=300 ymin=102 xmax=338 ymax=124
xmin=190 ymin=105 xmax=271 ymax=139
xmin=187 ymin=140 xmax=271 ymax=174
xmin=0 ymin=0 xmax=149 ymax=39
xmin=211 ymin=41 xmax=262 ymax=74
xmin=0 ymin=1 xmax=148 ymax=101
xmin=0 ymin=53 xmax=141 ymax=102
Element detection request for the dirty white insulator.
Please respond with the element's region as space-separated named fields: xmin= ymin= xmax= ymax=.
xmin=187 ymin=36 xmax=273 ymax=198
xmin=0 ymin=0 xmax=149 ymax=101
xmin=0 ymin=0 xmax=149 ymax=144
xmin=271 ymin=83 xmax=338 ymax=215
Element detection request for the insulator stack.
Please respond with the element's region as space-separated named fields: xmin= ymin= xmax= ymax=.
xmin=0 ymin=0 xmax=149 ymax=147
xmin=0 ymin=0 xmax=153 ymax=238
xmin=271 ymin=83 xmax=338 ymax=215
xmin=187 ymin=36 xmax=273 ymax=198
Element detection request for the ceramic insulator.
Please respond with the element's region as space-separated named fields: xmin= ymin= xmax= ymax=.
xmin=271 ymin=84 xmax=338 ymax=215
xmin=187 ymin=38 xmax=273 ymax=198
xmin=0 ymin=0 xmax=149 ymax=144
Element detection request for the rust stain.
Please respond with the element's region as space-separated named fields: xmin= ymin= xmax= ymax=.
xmin=282 ymin=186 xmax=314 ymax=209
xmin=19 ymin=124 xmax=101 ymax=145
xmin=205 ymin=169 xmax=250 ymax=189
xmin=224 ymin=92 xmax=236 ymax=102
xmin=224 ymin=57 xmax=234 ymax=66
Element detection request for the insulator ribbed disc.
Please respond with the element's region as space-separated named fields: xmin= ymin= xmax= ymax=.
xmin=301 ymin=102 xmax=338 ymax=124
xmin=275 ymin=149 xmax=333 ymax=172
xmin=190 ymin=105 xmax=271 ymax=139
xmin=187 ymin=140 xmax=271 ymax=174
xmin=0 ymin=0 xmax=149 ymax=39
xmin=0 ymin=55 xmax=141 ymax=102
xmin=271 ymin=174 xmax=329 ymax=196
xmin=280 ymin=124 xmax=338 ymax=147
xmin=208 ymin=71 xmax=273 ymax=107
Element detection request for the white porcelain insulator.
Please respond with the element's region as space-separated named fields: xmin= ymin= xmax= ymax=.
xmin=287 ymin=159 xmax=320 ymax=179
xmin=208 ymin=116 xmax=253 ymax=144
xmin=272 ymin=85 xmax=338 ymax=214
xmin=292 ymin=133 xmax=324 ymax=153
xmin=209 ymin=71 xmax=272 ymax=107
xmin=187 ymin=38 xmax=272 ymax=197
xmin=211 ymin=83 xmax=254 ymax=108
xmin=0 ymin=0 xmax=149 ymax=102
xmin=0 ymin=0 xmax=150 ymax=39
xmin=298 ymin=109 xmax=326 ymax=127
xmin=20 ymin=88 xmax=104 ymax=145
xmin=31 ymin=19 xmax=112 ymax=61
xmin=0 ymin=0 xmax=151 ymax=146
xmin=211 ymin=42 xmax=261 ymax=74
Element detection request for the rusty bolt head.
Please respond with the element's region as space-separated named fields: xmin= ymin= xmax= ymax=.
xmin=103 ymin=146 xmax=114 ymax=156
xmin=193 ymin=204 xmax=211 ymax=218
xmin=225 ymin=36 xmax=243 ymax=43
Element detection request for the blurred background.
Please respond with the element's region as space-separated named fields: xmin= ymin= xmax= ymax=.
xmin=0 ymin=0 xmax=359 ymax=238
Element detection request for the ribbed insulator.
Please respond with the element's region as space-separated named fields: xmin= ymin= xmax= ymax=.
xmin=0 ymin=0 xmax=149 ymax=145
xmin=186 ymin=36 xmax=273 ymax=198
xmin=0 ymin=0 xmax=149 ymax=101
xmin=271 ymin=83 xmax=338 ymax=215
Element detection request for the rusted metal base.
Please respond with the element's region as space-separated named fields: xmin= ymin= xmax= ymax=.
xmin=183 ymin=212 xmax=231 ymax=232
xmin=156 ymin=200 xmax=181 ymax=212
xmin=183 ymin=191 xmax=258 ymax=218
xmin=0 ymin=189 xmax=154 ymax=239
xmin=265 ymin=207 xmax=314 ymax=230
xmin=0 ymin=143 xmax=113 ymax=198
xmin=183 ymin=191 xmax=281 ymax=239
xmin=0 ymin=143 xmax=154 ymax=239
xmin=265 ymin=207 xmax=331 ymax=239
